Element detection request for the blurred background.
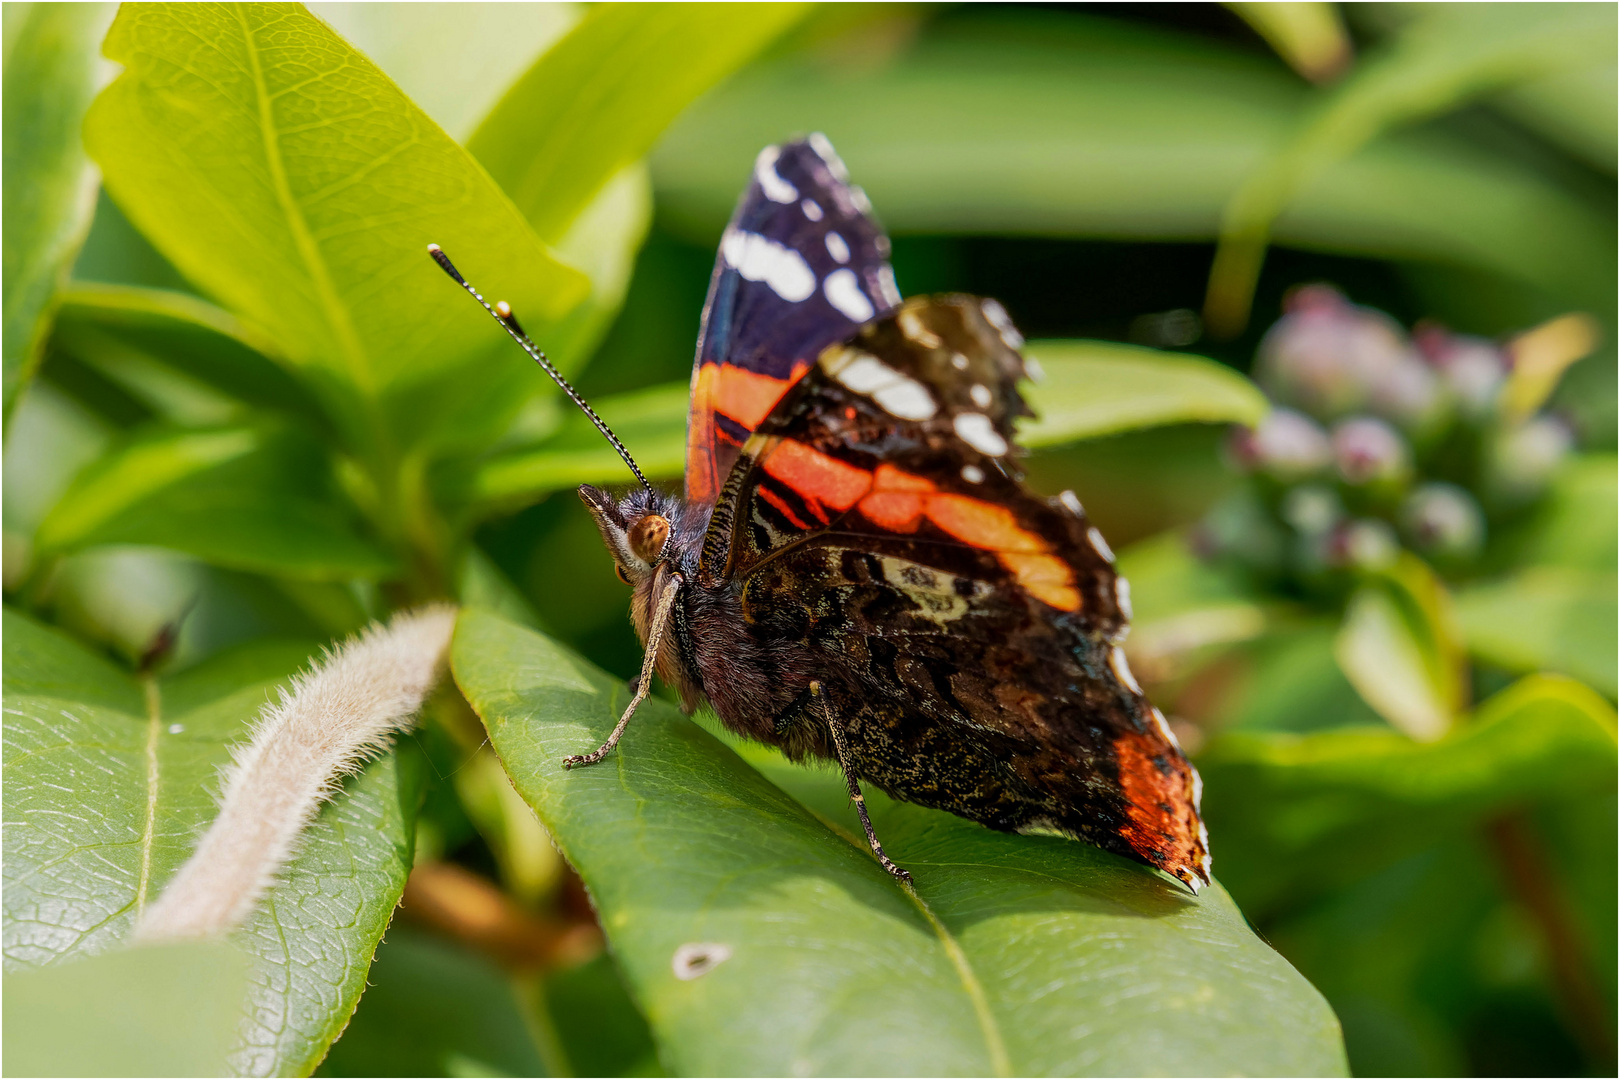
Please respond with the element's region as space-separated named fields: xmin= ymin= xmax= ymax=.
xmin=5 ymin=3 xmax=1614 ymax=1076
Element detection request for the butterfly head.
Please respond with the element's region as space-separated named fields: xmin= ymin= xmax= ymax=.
xmin=579 ymin=484 xmax=681 ymax=586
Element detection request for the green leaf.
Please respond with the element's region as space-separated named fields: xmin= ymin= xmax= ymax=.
xmin=314 ymin=928 xmax=551 ymax=1079
xmin=1207 ymin=2 xmax=1616 ymax=332
xmin=1334 ymin=555 xmax=1464 ymax=742
xmin=467 ymin=2 xmax=810 ymax=244
xmin=1455 ymin=567 xmax=1618 ymax=698
xmin=1513 ymin=454 xmax=1617 ymax=572
xmin=466 ymin=4 xmax=808 ymax=369
xmin=84 ymin=2 xmax=590 ymax=455
xmin=51 ymin=283 xmax=329 ymax=430
xmin=36 ymin=425 xmax=395 ymax=580
xmin=2 ymin=611 xmax=419 ymax=1075
xmin=305 ymin=2 xmax=580 ymax=142
xmin=652 ymin=12 xmax=1611 ymax=313
xmin=2 ymin=2 xmax=115 ymax=420
xmin=1199 ymin=672 xmax=1617 ymax=917
xmin=1492 ymin=61 xmax=1617 ymax=174
xmin=451 ymin=608 xmax=1348 ymax=1077
xmin=466 ymin=382 xmax=689 ymax=509
xmin=1020 ymin=340 xmax=1268 ymax=447
xmin=4 ymin=940 xmax=249 ymax=1077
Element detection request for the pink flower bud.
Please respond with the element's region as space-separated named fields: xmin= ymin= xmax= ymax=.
xmin=1332 ymin=416 xmax=1410 ymax=485
xmin=1415 ymin=323 xmax=1506 ymax=417
xmin=1230 ymin=409 xmax=1332 ymax=480
xmin=1401 ymin=483 xmax=1484 ymax=560
xmin=1257 ymin=285 xmax=1413 ymax=420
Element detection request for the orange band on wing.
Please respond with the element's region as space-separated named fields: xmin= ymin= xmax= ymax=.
xmin=713 ymin=362 xmax=808 ymax=430
xmin=754 ymin=443 xmax=1081 ymax=612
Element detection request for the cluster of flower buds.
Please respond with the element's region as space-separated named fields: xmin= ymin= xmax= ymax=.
xmin=1203 ymin=284 xmax=1590 ymax=591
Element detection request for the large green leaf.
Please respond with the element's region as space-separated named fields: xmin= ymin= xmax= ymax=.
xmin=84 ymin=2 xmax=590 ymax=456
xmin=1455 ymin=567 xmax=1618 ymax=698
xmin=1020 ymin=340 xmax=1268 ymax=447
xmin=452 ymin=607 xmax=1348 ymax=1077
xmin=2 ymin=3 xmax=115 ymax=420
xmin=36 ymin=425 xmax=395 ymax=581
xmin=652 ymin=11 xmax=1611 ymax=311
xmin=5 ymin=940 xmax=249 ymax=1077
xmin=1 ymin=610 xmax=419 ymax=1076
xmin=467 ymin=2 xmax=809 ymax=245
xmin=1199 ymin=673 xmax=1618 ymax=919
xmin=1207 ymin=1 xmax=1617 ymax=332
xmin=465 ymin=3 xmax=808 ymax=369
xmin=305 ymin=2 xmax=579 ymax=142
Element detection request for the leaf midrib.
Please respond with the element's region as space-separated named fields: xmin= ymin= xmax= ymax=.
xmin=233 ymin=4 xmax=371 ymax=396
xmin=135 ymin=676 xmax=162 ymax=917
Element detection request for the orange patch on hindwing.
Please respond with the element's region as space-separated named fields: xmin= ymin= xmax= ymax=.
xmin=758 ymin=438 xmax=871 ymax=520
xmin=1112 ymin=730 xmax=1199 ymax=876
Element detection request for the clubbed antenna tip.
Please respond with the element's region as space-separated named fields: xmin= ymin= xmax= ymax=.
xmin=426 ymin=243 xmax=653 ymax=496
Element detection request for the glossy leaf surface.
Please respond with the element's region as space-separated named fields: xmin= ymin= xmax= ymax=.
xmin=1455 ymin=568 xmax=1618 ymax=698
xmin=1 ymin=610 xmax=417 ymax=1076
xmin=84 ymin=2 xmax=590 ymax=454
xmin=2 ymin=2 xmax=114 ymax=419
xmin=452 ymin=607 xmax=1348 ymax=1077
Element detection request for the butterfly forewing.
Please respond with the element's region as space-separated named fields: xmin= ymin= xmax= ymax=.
xmin=685 ymin=136 xmax=900 ymax=504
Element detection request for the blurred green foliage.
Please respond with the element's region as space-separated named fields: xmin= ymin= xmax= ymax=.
xmin=2 ymin=2 xmax=1612 ymax=1076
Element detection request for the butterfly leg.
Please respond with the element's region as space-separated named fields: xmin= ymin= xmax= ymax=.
xmin=810 ymin=680 xmax=913 ymax=884
xmin=565 ymin=570 xmax=684 ymax=769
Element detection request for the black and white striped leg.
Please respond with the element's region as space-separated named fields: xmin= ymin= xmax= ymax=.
xmin=811 ymin=681 xmax=912 ymax=884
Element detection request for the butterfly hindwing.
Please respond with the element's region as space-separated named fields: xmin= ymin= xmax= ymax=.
xmin=698 ymin=295 xmax=1210 ymax=889
xmin=685 ymin=135 xmax=901 ymax=503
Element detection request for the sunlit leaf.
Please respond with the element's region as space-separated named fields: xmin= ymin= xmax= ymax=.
xmin=1200 ymin=673 xmax=1617 ymax=918
xmin=36 ymin=425 xmax=395 ymax=581
xmin=452 ymin=607 xmax=1349 ymax=1077
xmin=1 ymin=611 xmax=418 ymax=1075
xmin=1020 ymin=340 xmax=1268 ymax=446
xmin=1455 ymin=567 xmax=1618 ymax=698
xmin=467 ymin=2 xmax=810 ymax=244
xmin=84 ymin=3 xmax=590 ymax=455
xmin=2 ymin=2 xmax=115 ymax=420
xmin=1514 ymin=454 xmax=1617 ymax=572
xmin=4 ymin=940 xmax=248 ymax=1077
xmin=1492 ymin=61 xmax=1617 ymax=174
xmin=1334 ymin=555 xmax=1464 ymax=741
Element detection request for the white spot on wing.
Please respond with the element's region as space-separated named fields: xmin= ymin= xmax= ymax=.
xmin=1087 ymin=526 xmax=1115 ymax=563
xmin=1151 ymin=706 xmax=1178 ymax=748
xmin=961 ymin=464 xmax=984 ymax=483
xmin=951 ymin=353 xmax=969 ymax=371
xmin=849 ymin=184 xmax=873 ymax=214
xmin=823 ymin=269 xmax=874 ymax=322
xmin=1116 ymin=576 xmax=1133 ymax=620
xmin=1110 ymin=646 xmax=1142 ymax=694
xmin=877 ymin=264 xmax=902 ymax=306
xmin=980 ymin=297 xmax=1025 ymax=348
xmin=672 ymin=942 xmax=732 ymax=980
xmin=801 ymin=198 xmax=823 ymax=221
xmin=721 ymin=228 xmax=815 ymax=303
xmin=825 ymin=232 xmax=850 ymax=263
xmin=1193 ymin=771 xmax=1205 ymax=813
xmin=953 ymin=413 xmax=1008 ymax=456
xmin=753 ymin=146 xmax=798 ymax=203
xmin=808 ymin=132 xmax=849 ymax=180
xmin=824 ymin=350 xmax=936 ymax=420
xmin=970 ymin=384 xmax=992 ymax=408
xmin=1024 ymin=355 xmax=1045 ymax=382
xmin=1059 ymin=490 xmax=1084 ymax=517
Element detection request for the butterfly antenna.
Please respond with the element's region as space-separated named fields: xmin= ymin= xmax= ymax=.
xmin=427 ymin=244 xmax=654 ymax=497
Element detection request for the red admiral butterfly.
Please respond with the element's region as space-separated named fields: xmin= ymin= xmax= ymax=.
xmin=430 ymin=135 xmax=1210 ymax=893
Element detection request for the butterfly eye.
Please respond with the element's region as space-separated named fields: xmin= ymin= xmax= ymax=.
xmin=614 ymin=565 xmax=632 ymax=585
